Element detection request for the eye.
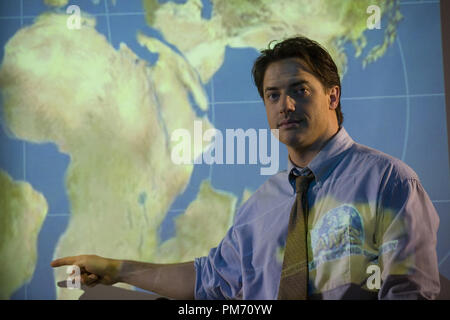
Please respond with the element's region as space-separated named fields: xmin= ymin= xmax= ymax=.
xmin=294 ymin=87 xmax=309 ymax=96
xmin=266 ymin=93 xmax=280 ymax=102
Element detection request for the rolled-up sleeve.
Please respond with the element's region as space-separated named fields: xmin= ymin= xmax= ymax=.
xmin=377 ymin=177 xmax=440 ymax=299
xmin=194 ymin=225 xmax=242 ymax=300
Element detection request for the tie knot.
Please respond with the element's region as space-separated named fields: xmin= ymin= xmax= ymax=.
xmin=295 ymin=172 xmax=314 ymax=194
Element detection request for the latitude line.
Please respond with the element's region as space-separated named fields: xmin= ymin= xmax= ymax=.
xmin=0 ymin=0 xmax=440 ymax=20
xmin=211 ymin=93 xmax=445 ymax=106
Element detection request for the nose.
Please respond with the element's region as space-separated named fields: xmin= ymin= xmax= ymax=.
xmin=280 ymin=94 xmax=296 ymax=114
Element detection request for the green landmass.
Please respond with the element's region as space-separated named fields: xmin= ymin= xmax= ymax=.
xmin=0 ymin=170 xmax=48 ymax=299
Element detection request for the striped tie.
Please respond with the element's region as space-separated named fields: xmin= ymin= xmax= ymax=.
xmin=278 ymin=172 xmax=314 ymax=300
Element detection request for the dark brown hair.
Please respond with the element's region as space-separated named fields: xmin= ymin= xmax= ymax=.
xmin=252 ymin=36 xmax=343 ymax=126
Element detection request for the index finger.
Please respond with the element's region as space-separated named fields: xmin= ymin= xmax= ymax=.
xmin=50 ymin=256 xmax=79 ymax=268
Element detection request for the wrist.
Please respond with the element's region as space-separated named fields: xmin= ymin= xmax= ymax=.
xmin=108 ymin=258 xmax=124 ymax=283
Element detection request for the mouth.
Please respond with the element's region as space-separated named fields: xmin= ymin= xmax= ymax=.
xmin=278 ymin=118 xmax=303 ymax=128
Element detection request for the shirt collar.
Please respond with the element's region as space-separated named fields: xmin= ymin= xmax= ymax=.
xmin=287 ymin=127 xmax=354 ymax=191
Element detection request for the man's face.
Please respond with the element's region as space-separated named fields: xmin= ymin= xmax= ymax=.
xmin=262 ymin=58 xmax=339 ymax=151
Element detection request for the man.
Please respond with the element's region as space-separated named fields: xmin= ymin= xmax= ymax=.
xmin=51 ymin=36 xmax=440 ymax=300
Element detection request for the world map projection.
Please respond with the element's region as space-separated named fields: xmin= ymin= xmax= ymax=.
xmin=0 ymin=0 xmax=448 ymax=299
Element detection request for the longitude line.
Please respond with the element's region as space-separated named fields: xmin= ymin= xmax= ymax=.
xmin=104 ymin=0 xmax=112 ymax=43
xmin=439 ymin=250 xmax=450 ymax=267
xmin=209 ymin=77 xmax=215 ymax=181
xmin=396 ymin=35 xmax=410 ymax=162
xmin=20 ymin=0 xmax=28 ymax=301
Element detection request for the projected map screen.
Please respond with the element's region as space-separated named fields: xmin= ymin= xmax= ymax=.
xmin=0 ymin=0 xmax=448 ymax=299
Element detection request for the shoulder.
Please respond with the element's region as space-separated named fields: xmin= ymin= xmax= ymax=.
xmin=337 ymin=142 xmax=429 ymax=212
xmin=345 ymin=142 xmax=419 ymax=183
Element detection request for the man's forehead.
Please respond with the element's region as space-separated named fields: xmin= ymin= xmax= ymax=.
xmin=263 ymin=58 xmax=315 ymax=88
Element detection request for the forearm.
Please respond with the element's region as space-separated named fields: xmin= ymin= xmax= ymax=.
xmin=116 ymin=260 xmax=196 ymax=299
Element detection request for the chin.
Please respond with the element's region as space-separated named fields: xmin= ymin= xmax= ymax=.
xmin=280 ymin=132 xmax=308 ymax=149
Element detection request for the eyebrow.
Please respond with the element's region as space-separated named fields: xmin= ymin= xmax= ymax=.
xmin=264 ymin=80 xmax=311 ymax=93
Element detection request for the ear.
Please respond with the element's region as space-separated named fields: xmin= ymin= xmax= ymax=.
xmin=328 ymin=86 xmax=340 ymax=110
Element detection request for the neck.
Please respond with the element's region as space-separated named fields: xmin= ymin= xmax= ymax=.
xmin=288 ymin=147 xmax=320 ymax=168
xmin=288 ymin=127 xmax=340 ymax=168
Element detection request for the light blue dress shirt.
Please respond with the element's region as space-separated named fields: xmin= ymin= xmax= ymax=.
xmin=194 ymin=127 xmax=440 ymax=299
